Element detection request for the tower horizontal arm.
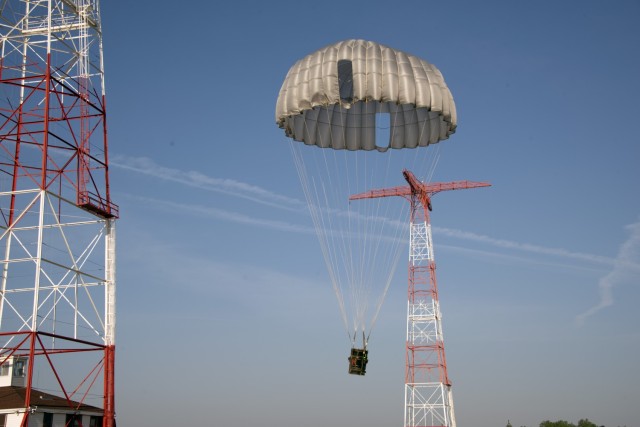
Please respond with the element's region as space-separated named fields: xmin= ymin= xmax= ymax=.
xmin=349 ymin=180 xmax=491 ymax=202
xmin=349 ymin=186 xmax=411 ymax=201
xmin=421 ymin=180 xmax=492 ymax=196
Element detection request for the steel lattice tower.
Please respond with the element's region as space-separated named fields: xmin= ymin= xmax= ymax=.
xmin=351 ymin=170 xmax=489 ymax=427
xmin=0 ymin=1 xmax=117 ymax=426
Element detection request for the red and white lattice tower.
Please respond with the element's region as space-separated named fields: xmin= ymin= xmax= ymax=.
xmin=351 ymin=170 xmax=489 ymax=427
xmin=0 ymin=1 xmax=117 ymax=426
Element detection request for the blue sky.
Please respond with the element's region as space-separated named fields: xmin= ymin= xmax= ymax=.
xmin=101 ymin=1 xmax=639 ymax=426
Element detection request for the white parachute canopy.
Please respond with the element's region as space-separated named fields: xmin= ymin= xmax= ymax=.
xmin=276 ymin=39 xmax=457 ymax=346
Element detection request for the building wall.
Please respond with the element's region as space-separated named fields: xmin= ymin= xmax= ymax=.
xmin=0 ymin=357 xmax=27 ymax=388
xmin=1 ymin=411 xmax=101 ymax=427
xmin=4 ymin=411 xmax=23 ymax=427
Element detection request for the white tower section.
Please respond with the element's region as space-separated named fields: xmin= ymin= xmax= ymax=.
xmin=404 ymin=215 xmax=456 ymax=427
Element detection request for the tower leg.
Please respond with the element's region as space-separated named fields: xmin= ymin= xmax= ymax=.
xmin=104 ymin=345 xmax=115 ymax=427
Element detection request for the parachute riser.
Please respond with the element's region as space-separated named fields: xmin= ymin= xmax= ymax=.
xmin=351 ymin=330 xmax=367 ymax=350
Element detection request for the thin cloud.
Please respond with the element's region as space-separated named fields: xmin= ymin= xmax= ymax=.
xmin=435 ymin=242 xmax=608 ymax=275
xmin=433 ymin=226 xmax=637 ymax=269
xmin=111 ymin=155 xmax=305 ymax=212
xmin=114 ymin=156 xmax=639 ymax=274
xmin=575 ymin=219 xmax=640 ymax=326
xmin=124 ymin=194 xmax=313 ymax=234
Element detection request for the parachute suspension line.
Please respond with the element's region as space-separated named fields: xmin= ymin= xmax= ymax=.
xmin=350 ymin=144 xmax=368 ymax=337
xmin=290 ymin=105 xmax=433 ymax=346
xmin=419 ymin=142 xmax=441 ymax=184
xmin=289 ymin=141 xmax=350 ymax=340
xmin=410 ymin=111 xmax=443 ymax=183
xmin=367 ymin=241 xmax=403 ymax=341
xmin=349 ymin=105 xmax=378 ymax=338
xmin=352 ymin=330 xmax=367 ymax=349
xmin=336 ymin=105 xmax=368 ymax=337
xmin=319 ymin=108 xmax=361 ymax=338
xmin=334 ymin=104 xmax=387 ymax=340
xmin=340 ymin=104 xmax=407 ymax=341
xmin=426 ymin=147 xmax=441 ymax=183
xmin=317 ymin=165 xmax=356 ymax=334
xmin=364 ymin=109 xmax=413 ymax=339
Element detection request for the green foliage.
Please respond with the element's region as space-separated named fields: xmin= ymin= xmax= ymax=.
xmin=538 ymin=419 xmax=599 ymax=427
xmin=539 ymin=421 xmax=576 ymax=427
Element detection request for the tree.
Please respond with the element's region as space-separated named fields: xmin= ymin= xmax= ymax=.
xmin=540 ymin=421 xmax=576 ymax=427
xmin=577 ymin=420 xmax=597 ymax=427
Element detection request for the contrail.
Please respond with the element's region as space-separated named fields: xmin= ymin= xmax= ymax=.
xmin=114 ymin=155 xmax=640 ymax=274
xmin=120 ymin=194 xmax=314 ymax=234
xmin=433 ymin=226 xmax=640 ymax=270
xmin=575 ymin=219 xmax=640 ymax=326
xmin=111 ymin=155 xmax=305 ymax=211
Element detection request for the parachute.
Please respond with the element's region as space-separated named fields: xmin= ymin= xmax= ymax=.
xmin=275 ymin=40 xmax=457 ymax=367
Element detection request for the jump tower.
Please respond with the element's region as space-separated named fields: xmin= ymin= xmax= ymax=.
xmin=351 ymin=171 xmax=490 ymax=427
xmin=0 ymin=1 xmax=117 ymax=425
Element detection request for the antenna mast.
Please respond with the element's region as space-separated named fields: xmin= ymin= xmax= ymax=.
xmin=350 ymin=169 xmax=490 ymax=427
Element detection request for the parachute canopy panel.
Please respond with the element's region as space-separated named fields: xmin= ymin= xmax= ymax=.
xmin=276 ymin=39 xmax=457 ymax=151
